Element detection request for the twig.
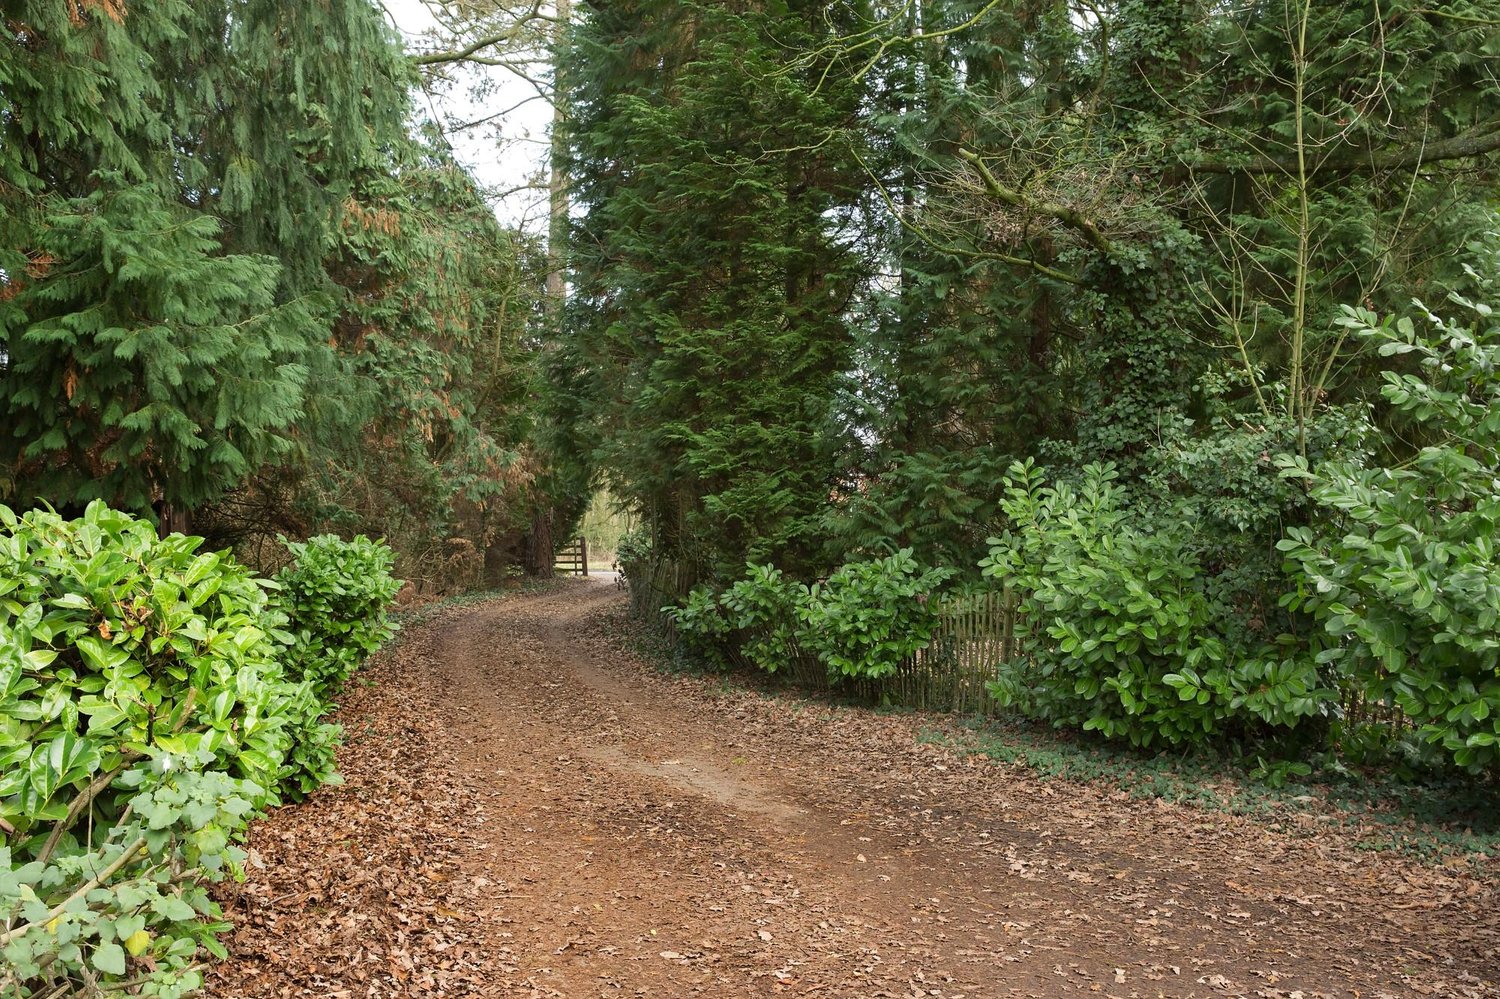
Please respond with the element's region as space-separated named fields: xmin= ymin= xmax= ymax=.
xmin=957 ymin=149 xmax=1116 ymax=254
xmin=0 ymin=837 xmax=148 ymax=947
xmin=39 ymin=690 xmax=196 ymax=864
xmin=36 ymin=763 xmax=131 ymax=865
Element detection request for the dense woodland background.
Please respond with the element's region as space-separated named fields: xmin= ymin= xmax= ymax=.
xmin=2 ymin=2 xmax=1498 ymax=993
xmin=3 ymin=1 xmax=1499 ymax=755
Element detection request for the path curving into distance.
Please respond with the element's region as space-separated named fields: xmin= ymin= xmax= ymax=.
xmin=206 ymin=579 xmax=1498 ymax=999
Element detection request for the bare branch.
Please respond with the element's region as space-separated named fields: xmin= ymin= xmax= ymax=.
xmin=409 ymin=1 xmax=553 ymax=67
xmin=957 ymin=149 xmax=1116 ymax=254
xmin=1414 ymin=6 xmax=1500 ymax=26
xmin=855 ymin=151 xmax=1084 ymax=286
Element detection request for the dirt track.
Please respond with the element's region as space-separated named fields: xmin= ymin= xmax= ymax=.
xmin=206 ymin=580 xmax=1499 ymax=998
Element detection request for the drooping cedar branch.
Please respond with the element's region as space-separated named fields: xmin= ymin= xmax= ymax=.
xmin=1187 ymin=123 xmax=1500 ymax=176
xmin=956 ymin=149 xmax=1116 ymax=255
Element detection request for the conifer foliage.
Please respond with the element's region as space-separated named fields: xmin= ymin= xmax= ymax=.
xmin=2 ymin=2 xmax=389 ymax=506
xmin=1 ymin=2 xmax=552 ymax=580
xmin=1 ymin=181 xmax=314 ymax=511
xmin=562 ymin=0 xmax=871 ymax=577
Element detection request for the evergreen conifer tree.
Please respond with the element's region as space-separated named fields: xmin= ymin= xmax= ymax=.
xmin=562 ymin=0 xmax=870 ymax=576
xmin=0 ymin=0 xmax=413 ymax=515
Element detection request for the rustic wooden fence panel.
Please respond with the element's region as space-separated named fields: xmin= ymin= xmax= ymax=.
xmin=623 ymin=558 xmax=698 ymax=626
xmin=881 ymin=589 xmax=1018 ymax=714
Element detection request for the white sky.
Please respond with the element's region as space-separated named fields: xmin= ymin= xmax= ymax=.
xmin=379 ymin=1 xmax=556 ymax=231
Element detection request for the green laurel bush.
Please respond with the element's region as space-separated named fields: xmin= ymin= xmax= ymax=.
xmin=272 ymin=534 xmax=401 ymax=700
xmin=800 ymin=551 xmax=953 ymax=681
xmin=663 ymin=585 xmax=734 ymax=669
xmin=613 ymin=528 xmax=655 ymax=576
xmin=0 ymin=504 xmax=395 ymax=996
xmin=1279 ymin=277 xmax=1500 ymax=771
xmin=716 ymin=563 xmax=810 ymax=674
xmin=668 ymin=552 xmax=950 ymax=682
xmin=981 ymin=461 xmax=1331 ymax=747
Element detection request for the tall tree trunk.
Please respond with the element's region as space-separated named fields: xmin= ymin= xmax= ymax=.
xmin=520 ymin=0 xmax=571 ymax=580
xmin=525 ymin=508 xmax=554 ymax=577
xmin=157 ymin=502 xmax=191 ymax=538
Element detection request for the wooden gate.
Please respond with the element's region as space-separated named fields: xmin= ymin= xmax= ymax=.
xmin=554 ymin=538 xmax=589 ymax=576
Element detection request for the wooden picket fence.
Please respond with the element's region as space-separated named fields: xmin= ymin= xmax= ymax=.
xmin=625 ymin=558 xmax=699 ymax=623
xmin=619 ymin=558 xmax=1410 ymax=730
xmin=880 ymin=588 xmax=1017 ymax=713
